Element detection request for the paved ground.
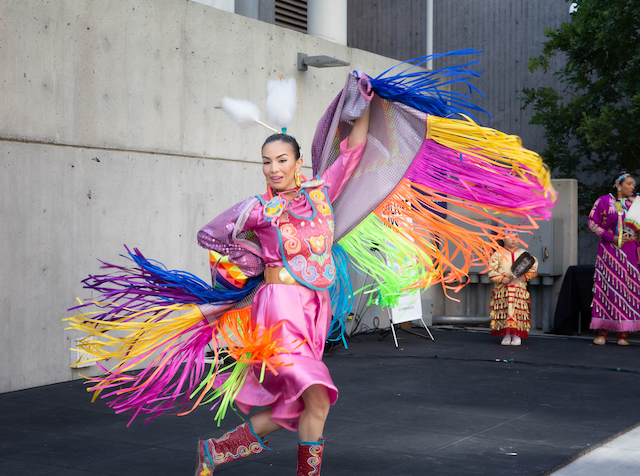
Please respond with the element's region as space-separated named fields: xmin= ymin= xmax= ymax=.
xmin=550 ymin=425 xmax=640 ymax=476
xmin=1 ymin=328 xmax=639 ymax=475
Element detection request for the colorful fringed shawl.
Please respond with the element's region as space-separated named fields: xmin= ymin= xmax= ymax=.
xmin=65 ymin=50 xmax=556 ymax=426
xmin=314 ymin=55 xmax=555 ymax=304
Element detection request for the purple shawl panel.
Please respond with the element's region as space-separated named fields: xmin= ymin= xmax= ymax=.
xmin=311 ymin=73 xmax=427 ymax=241
xmin=197 ymin=197 xmax=265 ymax=278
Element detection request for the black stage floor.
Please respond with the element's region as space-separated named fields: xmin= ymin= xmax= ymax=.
xmin=2 ymin=328 xmax=640 ymax=475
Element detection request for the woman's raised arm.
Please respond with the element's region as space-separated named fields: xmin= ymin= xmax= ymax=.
xmin=348 ymin=101 xmax=371 ymax=149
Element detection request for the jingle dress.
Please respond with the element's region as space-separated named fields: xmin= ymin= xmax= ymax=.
xmin=588 ymin=194 xmax=640 ymax=332
xmin=216 ymin=138 xmax=365 ymax=431
xmin=489 ymin=248 xmax=538 ymax=337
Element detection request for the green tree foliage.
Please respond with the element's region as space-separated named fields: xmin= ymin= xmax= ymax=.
xmin=522 ymin=0 xmax=640 ymax=214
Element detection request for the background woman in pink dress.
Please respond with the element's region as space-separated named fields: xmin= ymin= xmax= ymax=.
xmin=589 ymin=172 xmax=640 ymax=346
xmin=194 ymin=104 xmax=371 ymax=476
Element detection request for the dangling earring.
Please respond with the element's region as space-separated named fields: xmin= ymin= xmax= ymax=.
xmin=295 ymin=170 xmax=302 ymax=188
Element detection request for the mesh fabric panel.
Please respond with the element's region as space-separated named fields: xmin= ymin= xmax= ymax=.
xmin=198 ymin=197 xmax=264 ymax=278
xmin=312 ymin=85 xmax=427 ymax=241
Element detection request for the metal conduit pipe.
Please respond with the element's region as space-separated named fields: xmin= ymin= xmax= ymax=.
xmin=432 ymin=315 xmax=491 ymax=325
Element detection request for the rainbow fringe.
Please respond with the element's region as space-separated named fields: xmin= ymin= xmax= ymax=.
xmin=66 ymin=244 xmax=342 ymax=425
xmin=337 ymin=113 xmax=556 ymax=301
xmin=68 ymin=247 xmax=261 ymax=322
xmin=65 ymin=304 xmax=294 ymax=426
xmin=370 ymin=49 xmax=489 ymax=121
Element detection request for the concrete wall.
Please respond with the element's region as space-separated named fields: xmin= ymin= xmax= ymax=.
xmin=0 ymin=0 xmax=399 ymax=393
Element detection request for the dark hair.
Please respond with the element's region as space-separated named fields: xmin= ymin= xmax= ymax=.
xmin=262 ymin=134 xmax=301 ymax=160
xmin=612 ymin=171 xmax=632 ymax=188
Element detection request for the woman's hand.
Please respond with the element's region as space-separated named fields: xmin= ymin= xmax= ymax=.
xmin=501 ymin=276 xmax=511 ymax=284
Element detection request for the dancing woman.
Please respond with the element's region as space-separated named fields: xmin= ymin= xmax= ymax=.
xmin=590 ymin=172 xmax=640 ymax=345
xmin=192 ymin=99 xmax=371 ymax=475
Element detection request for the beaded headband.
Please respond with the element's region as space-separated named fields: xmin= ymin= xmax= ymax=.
xmin=615 ymin=173 xmax=631 ymax=185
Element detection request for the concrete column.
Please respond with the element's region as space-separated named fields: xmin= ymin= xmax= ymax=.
xmin=235 ymin=0 xmax=275 ymax=23
xmin=420 ymin=283 xmax=436 ymax=326
xmin=476 ymin=282 xmax=485 ymax=316
xmin=307 ymin=0 xmax=347 ymax=45
xmin=542 ymin=276 xmax=555 ymax=332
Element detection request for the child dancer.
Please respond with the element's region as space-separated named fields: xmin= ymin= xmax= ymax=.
xmin=489 ymin=233 xmax=538 ymax=345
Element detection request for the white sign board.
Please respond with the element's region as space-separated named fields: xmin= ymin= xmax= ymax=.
xmin=381 ymin=205 xmax=425 ymax=325
xmin=390 ymin=289 xmax=423 ymax=324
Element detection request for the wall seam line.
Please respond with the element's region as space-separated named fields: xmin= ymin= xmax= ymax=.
xmin=0 ymin=137 xmax=280 ymax=166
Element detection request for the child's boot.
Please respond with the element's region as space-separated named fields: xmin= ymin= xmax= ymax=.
xmin=501 ymin=334 xmax=512 ymax=346
xmin=511 ymin=335 xmax=522 ymax=346
xmin=195 ymin=422 xmax=270 ymax=476
xmin=593 ymin=329 xmax=608 ymax=345
xmin=617 ymin=332 xmax=630 ymax=346
xmin=298 ymin=437 xmax=325 ymax=476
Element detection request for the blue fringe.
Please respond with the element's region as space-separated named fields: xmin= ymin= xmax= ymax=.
xmin=327 ymin=244 xmax=354 ymax=348
xmin=369 ymin=49 xmax=490 ymax=123
xmin=125 ymin=248 xmax=262 ymax=305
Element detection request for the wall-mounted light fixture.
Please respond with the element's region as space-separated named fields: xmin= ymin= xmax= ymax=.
xmin=297 ymin=53 xmax=350 ymax=71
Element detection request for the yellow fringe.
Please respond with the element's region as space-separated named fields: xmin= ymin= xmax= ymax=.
xmin=64 ymin=303 xmax=205 ymax=370
xmin=427 ymin=114 xmax=554 ymax=199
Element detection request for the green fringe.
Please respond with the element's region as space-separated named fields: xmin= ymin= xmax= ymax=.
xmin=338 ymin=214 xmax=435 ymax=307
xmin=191 ymin=353 xmax=251 ymax=426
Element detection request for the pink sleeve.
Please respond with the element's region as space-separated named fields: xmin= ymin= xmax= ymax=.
xmin=588 ymin=197 xmax=614 ymax=242
xmin=241 ymin=201 xmax=267 ymax=233
xmin=321 ymin=138 xmax=366 ymax=202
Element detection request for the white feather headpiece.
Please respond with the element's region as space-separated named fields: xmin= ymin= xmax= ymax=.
xmin=266 ymin=77 xmax=297 ymax=131
xmin=219 ymin=77 xmax=297 ymax=134
xmin=220 ymin=96 xmax=278 ymax=133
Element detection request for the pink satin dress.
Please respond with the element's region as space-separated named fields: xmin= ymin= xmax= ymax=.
xmin=226 ymin=139 xmax=365 ymax=431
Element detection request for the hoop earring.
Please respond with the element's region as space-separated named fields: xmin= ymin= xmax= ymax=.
xmin=295 ymin=170 xmax=302 ymax=188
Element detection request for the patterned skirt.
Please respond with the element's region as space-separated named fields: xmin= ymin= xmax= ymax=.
xmin=490 ymin=283 xmax=531 ymax=337
xmin=590 ymin=241 xmax=640 ymax=332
